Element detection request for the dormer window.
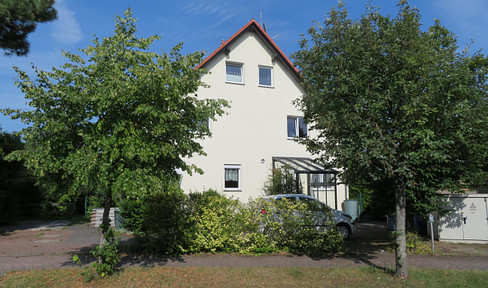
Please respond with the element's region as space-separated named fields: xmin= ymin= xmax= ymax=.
xmin=226 ymin=62 xmax=243 ymax=84
xmin=259 ymin=66 xmax=273 ymax=87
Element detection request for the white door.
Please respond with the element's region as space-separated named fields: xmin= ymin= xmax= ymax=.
xmin=439 ymin=197 xmax=465 ymax=240
xmin=462 ymin=197 xmax=488 ymax=241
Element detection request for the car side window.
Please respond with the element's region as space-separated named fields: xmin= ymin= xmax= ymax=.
xmin=300 ymin=198 xmax=320 ymax=211
xmin=316 ymin=201 xmax=330 ymax=212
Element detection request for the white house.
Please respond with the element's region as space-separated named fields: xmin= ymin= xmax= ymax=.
xmin=180 ymin=20 xmax=348 ymax=209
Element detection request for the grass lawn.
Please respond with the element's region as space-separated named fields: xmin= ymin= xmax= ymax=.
xmin=1 ymin=266 xmax=487 ymax=287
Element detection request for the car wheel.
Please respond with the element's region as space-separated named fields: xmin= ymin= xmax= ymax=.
xmin=336 ymin=223 xmax=351 ymax=240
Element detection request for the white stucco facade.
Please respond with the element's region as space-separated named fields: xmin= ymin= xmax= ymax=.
xmin=180 ymin=20 xmax=347 ymax=208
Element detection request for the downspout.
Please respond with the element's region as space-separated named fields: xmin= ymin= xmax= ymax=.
xmin=334 ymin=175 xmax=338 ymax=210
xmin=295 ymin=172 xmax=300 ymax=194
xmin=307 ymin=173 xmax=310 ymax=196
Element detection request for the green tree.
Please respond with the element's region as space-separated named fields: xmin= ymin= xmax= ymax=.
xmin=0 ymin=0 xmax=57 ymax=56
xmin=292 ymin=1 xmax=488 ymax=277
xmin=0 ymin=127 xmax=26 ymax=223
xmin=2 ymin=9 xmax=227 ymax=272
xmin=262 ymin=166 xmax=300 ymax=195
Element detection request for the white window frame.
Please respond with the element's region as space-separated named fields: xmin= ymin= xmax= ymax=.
xmin=287 ymin=116 xmax=308 ymax=139
xmin=258 ymin=66 xmax=273 ymax=87
xmin=226 ymin=62 xmax=244 ymax=84
xmin=224 ymin=164 xmax=241 ymax=191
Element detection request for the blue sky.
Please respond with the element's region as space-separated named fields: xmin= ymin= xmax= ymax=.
xmin=2 ymin=0 xmax=488 ymax=132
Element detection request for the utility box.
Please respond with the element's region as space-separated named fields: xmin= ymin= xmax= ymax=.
xmin=435 ymin=193 xmax=488 ymax=243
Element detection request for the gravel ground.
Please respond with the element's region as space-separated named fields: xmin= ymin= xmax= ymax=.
xmin=1 ymin=219 xmax=487 ymax=276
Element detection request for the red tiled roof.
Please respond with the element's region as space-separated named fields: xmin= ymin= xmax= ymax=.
xmin=196 ymin=19 xmax=300 ymax=78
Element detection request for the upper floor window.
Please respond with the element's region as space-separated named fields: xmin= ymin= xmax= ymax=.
xmin=287 ymin=116 xmax=307 ymax=138
xmin=226 ymin=63 xmax=243 ymax=84
xmin=191 ymin=118 xmax=210 ymax=135
xmin=259 ymin=66 xmax=273 ymax=87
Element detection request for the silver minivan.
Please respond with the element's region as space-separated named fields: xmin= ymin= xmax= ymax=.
xmin=261 ymin=194 xmax=355 ymax=239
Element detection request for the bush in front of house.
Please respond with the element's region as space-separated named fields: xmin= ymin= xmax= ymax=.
xmin=255 ymin=197 xmax=344 ymax=254
xmin=118 ymin=183 xmax=190 ymax=255
xmin=120 ymin=189 xmax=344 ymax=255
xmin=181 ymin=190 xmax=268 ymax=253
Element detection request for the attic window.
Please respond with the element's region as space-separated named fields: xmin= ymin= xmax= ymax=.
xmin=226 ymin=63 xmax=243 ymax=84
xmin=259 ymin=66 xmax=273 ymax=87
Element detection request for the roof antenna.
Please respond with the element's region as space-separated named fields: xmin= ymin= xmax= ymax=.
xmin=260 ymin=10 xmax=266 ymax=32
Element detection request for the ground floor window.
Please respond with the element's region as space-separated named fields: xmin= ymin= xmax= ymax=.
xmin=224 ymin=164 xmax=241 ymax=190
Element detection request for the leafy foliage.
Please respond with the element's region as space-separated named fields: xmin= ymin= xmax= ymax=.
xmin=182 ymin=191 xmax=260 ymax=253
xmin=2 ymin=9 xmax=227 ymax=275
xmin=292 ymin=1 xmax=488 ymax=276
xmin=349 ymin=178 xmax=392 ymax=219
xmin=0 ymin=128 xmax=40 ymax=223
xmin=90 ymin=224 xmax=121 ymax=277
xmin=262 ymin=167 xmax=300 ymax=195
xmin=386 ymin=232 xmax=432 ymax=255
xmin=0 ymin=0 xmax=57 ymax=56
xmin=121 ymin=190 xmax=343 ymax=255
xmin=118 ymin=182 xmax=190 ymax=254
xmin=257 ymin=198 xmax=344 ymax=254
xmin=0 ymin=128 xmax=24 ymax=222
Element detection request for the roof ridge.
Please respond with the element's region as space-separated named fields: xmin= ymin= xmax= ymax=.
xmin=195 ymin=19 xmax=300 ymax=77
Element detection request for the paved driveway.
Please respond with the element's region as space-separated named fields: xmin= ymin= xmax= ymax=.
xmin=1 ymin=220 xmax=488 ymax=276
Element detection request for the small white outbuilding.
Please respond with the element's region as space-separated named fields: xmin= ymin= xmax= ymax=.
xmin=433 ymin=192 xmax=488 ymax=243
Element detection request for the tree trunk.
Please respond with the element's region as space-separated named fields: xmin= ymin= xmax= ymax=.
xmin=99 ymin=192 xmax=113 ymax=247
xmin=394 ymin=175 xmax=409 ymax=277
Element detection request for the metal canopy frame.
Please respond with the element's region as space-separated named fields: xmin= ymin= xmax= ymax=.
xmin=272 ymin=156 xmax=339 ymax=209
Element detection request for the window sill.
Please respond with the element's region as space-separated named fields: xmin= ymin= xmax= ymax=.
xmin=258 ymin=84 xmax=274 ymax=89
xmin=224 ymin=189 xmax=242 ymax=192
xmin=226 ymin=81 xmax=245 ymax=85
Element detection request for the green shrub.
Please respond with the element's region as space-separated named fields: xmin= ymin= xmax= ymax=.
xmin=182 ymin=190 xmax=265 ymax=253
xmin=120 ymin=186 xmax=344 ymax=255
xmin=263 ymin=166 xmax=300 ymax=195
xmin=405 ymin=232 xmax=432 ymax=255
xmin=90 ymin=225 xmax=121 ymax=277
xmin=386 ymin=231 xmax=432 ymax=255
xmin=256 ymin=198 xmax=344 ymax=254
xmin=119 ymin=184 xmax=189 ymax=254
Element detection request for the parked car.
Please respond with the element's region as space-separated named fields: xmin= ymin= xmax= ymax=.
xmin=260 ymin=194 xmax=355 ymax=239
